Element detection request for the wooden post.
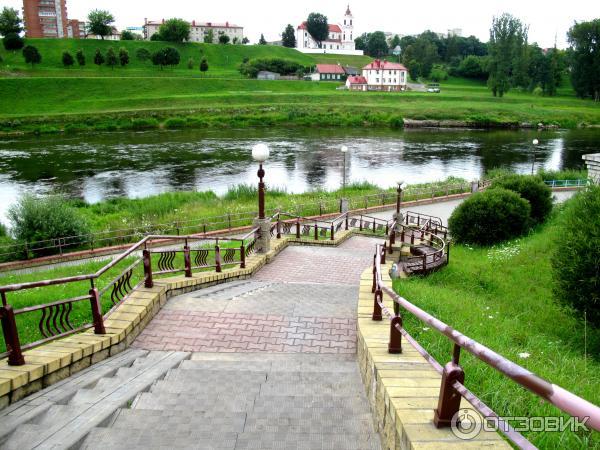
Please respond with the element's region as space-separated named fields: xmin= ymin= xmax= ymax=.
xmin=434 ymin=345 xmax=465 ymax=428
xmin=345 ymin=214 xmax=349 ymax=230
xmin=215 ymin=245 xmax=222 ymax=273
xmin=314 ymin=223 xmax=318 ymax=241
xmin=422 ymin=255 xmax=427 ymax=271
xmin=372 ymin=289 xmax=383 ymax=321
xmin=183 ymin=245 xmax=192 ymax=278
xmin=240 ymin=244 xmax=246 ymax=269
xmin=276 ymin=219 xmax=281 ymax=239
xmin=1 ymin=305 xmax=25 ymax=366
xmin=296 ymin=220 xmax=300 ymax=238
xmin=89 ymin=288 xmax=106 ymax=335
xmin=388 ymin=315 xmax=403 ymax=354
xmin=143 ymin=249 xmax=153 ymax=288
xmin=330 ymin=223 xmax=335 ymax=241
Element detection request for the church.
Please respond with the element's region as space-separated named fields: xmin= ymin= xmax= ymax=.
xmin=296 ymin=6 xmax=364 ymax=56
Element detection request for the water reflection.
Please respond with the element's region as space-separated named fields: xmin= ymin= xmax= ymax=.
xmin=0 ymin=127 xmax=595 ymax=223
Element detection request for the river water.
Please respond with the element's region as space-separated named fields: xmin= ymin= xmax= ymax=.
xmin=0 ymin=127 xmax=596 ymax=223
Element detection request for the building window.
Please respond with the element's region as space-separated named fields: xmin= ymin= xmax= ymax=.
xmin=376 ymin=78 xmax=379 ymax=83
xmin=350 ymin=20 xmax=353 ymax=25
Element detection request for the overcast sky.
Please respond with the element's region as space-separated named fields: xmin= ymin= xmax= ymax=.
xmin=5 ymin=0 xmax=598 ymax=48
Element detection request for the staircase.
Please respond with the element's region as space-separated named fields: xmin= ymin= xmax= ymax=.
xmin=81 ymin=353 xmax=381 ymax=450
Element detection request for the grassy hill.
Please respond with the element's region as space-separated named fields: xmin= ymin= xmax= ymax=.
xmin=0 ymin=38 xmax=373 ymax=78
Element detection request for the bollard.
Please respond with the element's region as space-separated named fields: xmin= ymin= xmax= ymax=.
xmin=372 ymin=289 xmax=383 ymax=321
xmin=388 ymin=315 xmax=403 ymax=354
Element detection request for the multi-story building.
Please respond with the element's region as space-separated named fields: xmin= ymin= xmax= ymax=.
xmin=23 ymin=0 xmax=69 ymax=38
xmin=143 ymin=19 xmax=244 ymax=43
xmin=347 ymin=59 xmax=408 ymax=91
xmin=296 ymin=5 xmax=363 ymax=55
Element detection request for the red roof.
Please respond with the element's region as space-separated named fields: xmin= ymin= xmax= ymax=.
xmin=363 ymin=59 xmax=407 ymax=71
xmin=347 ymin=76 xmax=367 ymax=85
xmin=316 ymin=64 xmax=346 ymax=74
xmin=298 ymin=22 xmax=342 ymax=33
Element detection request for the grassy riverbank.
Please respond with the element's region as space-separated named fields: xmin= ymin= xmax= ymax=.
xmin=393 ymin=207 xmax=599 ymax=449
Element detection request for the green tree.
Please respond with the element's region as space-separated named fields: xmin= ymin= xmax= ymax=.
xmin=152 ymin=49 xmax=167 ymax=69
xmin=218 ymin=34 xmax=230 ymax=44
xmin=76 ymin=49 xmax=85 ymax=66
xmin=232 ymin=37 xmax=239 ymax=44
xmin=87 ymin=9 xmax=115 ymax=40
xmin=402 ymin=37 xmax=438 ymax=78
xmin=120 ymin=29 xmax=135 ymax=40
xmin=458 ymin=55 xmax=487 ymax=79
xmin=204 ymin=29 xmax=214 ymax=43
xmin=567 ymin=19 xmax=600 ymax=101
xmin=164 ymin=47 xmax=180 ymax=67
xmin=389 ymin=34 xmax=401 ymax=50
xmin=187 ymin=57 xmax=194 ymax=69
xmin=0 ymin=7 xmax=22 ymax=36
xmin=106 ymin=47 xmax=117 ymax=69
xmin=487 ymin=13 xmax=527 ymax=97
xmin=62 ymin=51 xmax=74 ymax=68
xmin=306 ymin=12 xmax=328 ymax=47
xmin=354 ymin=33 xmax=368 ymax=51
xmin=366 ymin=31 xmax=389 ymax=57
xmin=118 ymin=47 xmax=129 ymax=67
xmin=200 ymin=57 xmax=208 ymax=75
xmin=22 ymin=45 xmax=41 ymax=68
xmin=136 ymin=47 xmax=151 ymax=62
xmin=2 ymin=32 xmax=24 ymax=51
xmin=282 ymin=24 xmax=296 ymax=48
xmin=259 ymin=34 xmax=267 ymax=45
xmin=150 ymin=33 xmax=162 ymax=41
xmin=242 ymin=37 xmax=249 ymax=44
xmin=93 ymin=48 xmax=104 ymax=66
xmin=158 ymin=18 xmax=190 ymax=43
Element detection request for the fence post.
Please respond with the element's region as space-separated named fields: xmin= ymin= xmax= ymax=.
xmin=228 ymin=213 xmax=232 ymax=229
xmin=89 ymin=287 xmax=106 ymax=335
xmin=143 ymin=249 xmax=153 ymax=288
xmin=296 ymin=220 xmax=301 ymax=238
xmin=422 ymin=255 xmax=427 ymax=271
xmin=372 ymin=289 xmax=383 ymax=321
xmin=345 ymin=214 xmax=349 ymax=230
xmin=314 ymin=223 xmax=318 ymax=241
xmin=390 ymin=229 xmax=395 ymax=245
xmin=373 ymin=219 xmax=376 ymax=233
xmin=364 ymin=196 xmax=368 ymax=210
xmin=381 ymin=244 xmax=386 ymax=264
xmin=276 ymin=218 xmax=281 ymax=239
xmin=330 ymin=223 xmax=335 ymax=241
xmin=434 ymin=344 xmax=465 ymax=428
xmin=215 ymin=244 xmax=222 ymax=273
xmin=1 ymin=305 xmax=25 ymax=366
xmin=372 ymin=255 xmax=377 ymax=293
xmin=183 ymin=244 xmax=192 ymax=278
xmin=240 ymin=244 xmax=246 ymax=269
xmin=385 ymin=222 xmax=389 ymax=236
xmin=58 ymin=238 xmax=63 ymax=256
xmin=388 ymin=315 xmax=402 ymax=354
xmin=359 ymin=217 xmax=363 ymax=231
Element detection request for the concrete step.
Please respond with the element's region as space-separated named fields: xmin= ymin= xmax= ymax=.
xmin=150 ymin=379 xmax=262 ymax=395
xmin=258 ymin=381 xmax=362 ymax=397
xmin=180 ymin=358 xmax=360 ymax=373
xmin=189 ymin=352 xmax=357 ymax=363
xmin=132 ymin=392 xmax=257 ymax=413
xmin=163 ymin=368 xmax=267 ymax=383
xmin=252 ymin=395 xmax=371 ymax=412
xmin=191 ymin=280 xmax=270 ymax=301
xmin=108 ymin=409 xmax=246 ymax=433
xmin=80 ymin=428 xmax=237 ymax=449
xmin=235 ymin=432 xmax=381 ymax=450
xmin=243 ymin=413 xmax=376 ymax=434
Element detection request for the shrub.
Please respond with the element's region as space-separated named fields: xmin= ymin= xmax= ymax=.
xmin=7 ymin=195 xmax=89 ymax=256
xmin=129 ymin=118 xmax=159 ymax=130
xmin=552 ymin=186 xmax=600 ymax=327
xmin=240 ymin=58 xmax=305 ymax=78
xmin=136 ymin=47 xmax=151 ymax=62
xmin=448 ymin=188 xmax=531 ymax=245
xmin=62 ymin=51 xmax=74 ymax=68
xmin=429 ymin=64 xmax=448 ymax=82
xmin=164 ymin=117 xmax=187 ymax=129
xmin=491 ymin=175 xmax=553 ymax=224
xmin=2 ymin=32 xmax=24 ymax=51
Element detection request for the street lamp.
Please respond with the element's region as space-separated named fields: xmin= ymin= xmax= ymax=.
xmin=252 ymin=143 xmax=270 ymax=220
xmin=531 ymin=139 xmax=539 ymax=175
xmin=341 ymin=145 xmax=348 ymax=191
xmin=396 ymin=181 xmax=405 ymax=214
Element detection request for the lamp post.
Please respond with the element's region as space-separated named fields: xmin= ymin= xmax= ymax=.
xmin=252 ymin=143 xmax=270 ymax=220
xmin=396 ymin=181 xmax=405 ymax=214
xmin=531 ymin=139 xmax=539 ymax=175
xmin=341 ymin=145 xmax=348 ymax=191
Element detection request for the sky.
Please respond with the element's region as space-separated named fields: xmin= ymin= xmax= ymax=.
xmin=5 ymin=0 xmax=598 ymax=48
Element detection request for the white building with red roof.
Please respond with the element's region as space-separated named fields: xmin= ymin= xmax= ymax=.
xmin=296 ymin=6 xmax=363 ymax=56
xmin=144 ymin=18 xmax=244 ymax=44
xmin=358 ymin=59 xmax=408 ymax=91
xmin=310 ymin=64 xmax=347 ymax=81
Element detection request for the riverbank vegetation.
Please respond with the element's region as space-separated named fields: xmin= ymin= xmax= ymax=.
xmin=394 ymin=202 xmax=600 ymax=449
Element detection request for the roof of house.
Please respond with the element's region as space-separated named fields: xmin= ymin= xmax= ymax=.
xmin=347 ymin=76 xmax=367 ymax=84
xmin=298 ymin=22 xmax=342 ymax=33
xmin=344 ymin=66 xmax=359 ymax=75
xmin=363 ymin=59 xmax=408 ymax=71
xmin=316 ymin=64 xmax=346 ymax=74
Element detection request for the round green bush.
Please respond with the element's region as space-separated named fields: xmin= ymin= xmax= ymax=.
xmin=8 ymin=194 xmax=89 ymax=256
xmin=552 ymin=186 xmax=600 ymax=327
xmin=490 ymin=175 xmax=553 ymax=224
xmin=448 ymin=188 xmax=531 ymax=245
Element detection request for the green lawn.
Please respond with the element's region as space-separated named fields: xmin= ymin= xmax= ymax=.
xmin=393 ymin=206 xmax=600 ymax=449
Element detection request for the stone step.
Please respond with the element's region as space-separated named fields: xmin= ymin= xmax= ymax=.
xmin=163 ymin=368 xmax=268 ymax=383
xmin=243 ymin=413 xmax=376 ymax=434
xmin=132 ymin=392 xmax=257 ymax=413
xmin=259 ymin=381 xmax=362 ymax=397
xmin=191 ymin=280 xmax=271 ymax=301
xmin=180 ymin=358 xmax=360 ymax=373
xmin=80 ymin=428 xmax=237 ymax=449
xmin=234 ymin=432 xmax=381 ymax=450
xmin=189 ymin=352 xmax=357 ymax=363
xmin=252 ymin=395 xmax=371 ymax=411
xmin=109 ymin=409 xmax=246 ymax=433
xmin=150 ymin=380 xmax=262 ymax=395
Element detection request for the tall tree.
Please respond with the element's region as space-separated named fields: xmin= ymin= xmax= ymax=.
xmin=242 ymin=37 xmax=250 ymax=44
xmin=158 ymin=18 xmax=190 ymax=43
xmin=152 ymin=49 xmax=166 ymax=70
xmin=76 ymin=49 xmax=85 ymax=66
xmin=118 ymin=47 xmax=129 ymax=67
xmin=106 ymin=47 xmax=117 ymax=69
xmin=164 ymin=47 xmax=180 ymax=66
xmin=568 ymin=19 xmax=600 ymax=101
xmin=62 ymin=51 xmax=74 ymax=68
xmin=281 ymin=24 xmax=296 ymax=48
xmin=93 ymin=48 xmax=104 ymax=66
xmin=22 ymin=45 xmax=41 ymax=68
xmin=258 ymin=34 xmax=267 ymax=45
xmin=366 ymin=31 xmax=389 ymax=57
xmin=354 ymin=33 xmax=368 ymax=51
xmin=120 ymin=30 xmax=135 ymax=40
xmin=0 ymin=7 xmax=22 ymax=36
xmin=306 ymin=12 xmax=328 ymax=47
xmin=487 ymin=13 xmax=527 ymax=97
xmin=402 ymin=37 xmax=438 ymax=78
xmin=136 ymin=48 xmax=151 ymax=62
xmin=87 ymin=9 xmax=115 ymax=40
xmin=389 ymin=34 xmax=401 ymax=50
xmin=200 ymin=57 xmax=209 ymax=75
xmin=204 ymin=29 xmax=214 ymax=43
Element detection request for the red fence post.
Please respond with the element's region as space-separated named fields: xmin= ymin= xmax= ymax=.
xmin=372 ymin=289 xmax=383 ymax=321
xmin=381 ymin=244 xmax=386 ymax=264
xmin=240 ymin=244 xmax=246 ymax=269
xmin=390 ymin=229 xmax=396 ymax=246
xmin=371 ymin=255 xmax=377 ymax=293
xmin=143 ymin=249 xmax=153 ymax=288
xmin=434 ymin=345 xmax=465 ymax=427
xmin=330 ymin=223 xmax=335 ymax=241
xmin=422 ymin=255 xmax=427 ymax=271
xmin=89 ymin=287 xmax=106 ymax=335
xmin=345 ymin=214 xmax=349 ymax=230
xmin=360 ymin=217 xmax=363 ymax=231
xmin=276 ymin=219 xmax=281 ymax=239
xmin=1 ymin=305 xmax=25 ymax=366
xmin=183 ymin=244 xmax=192 ymax=278
xmin=314 ymin=223 xmax=318 ymax=241
xmin=215 ymin=245 xmax=222 ymax=273
xmin=373 ymin=219 xmax=376 ymax=233
xmin=388 ymin=315 xmax=402 ymax=354
xmin=296 ymin=220 xmax=300 ymax=238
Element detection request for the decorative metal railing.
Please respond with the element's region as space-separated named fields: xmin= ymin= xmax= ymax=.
xmin=0 ymin=228 xmax=259 ymax=364
xmin=370 ymin=243 xmax=600 ymax=448
xmin=543 ymin=179 xmax=589 ymax=188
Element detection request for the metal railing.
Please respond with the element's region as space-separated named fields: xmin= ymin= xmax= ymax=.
xmin=543 ymin=179 xmax=589 ymax=188
xmin=370 ymin=243 xmax=600 ymax=448
xmin=0 ymin=228 xmax=259 ymax=365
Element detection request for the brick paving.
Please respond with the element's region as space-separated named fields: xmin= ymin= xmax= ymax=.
xmin=133 ymin=236 xmax=378 ymax=354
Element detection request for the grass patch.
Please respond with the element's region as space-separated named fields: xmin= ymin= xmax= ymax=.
xmin=392 ymin=209 xmax=599 ymax=449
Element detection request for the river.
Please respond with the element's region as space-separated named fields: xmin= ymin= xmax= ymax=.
xmin=0 ymin=127 xmax=596 ymax=224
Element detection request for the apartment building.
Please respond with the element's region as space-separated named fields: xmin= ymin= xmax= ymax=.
xmin=23 ymin=0 xmax=69 ymax=38
xmin=144 ymin=19 xmax=244 ymax=43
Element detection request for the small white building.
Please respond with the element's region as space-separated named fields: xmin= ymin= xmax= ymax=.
xmin=310 ymin=64 xmax=346 ymax=81
xmin=144 ymin=19 xmax=244 ymax=43
xmin=296 ymin=6 xmax=363 ymax=56
xmin=361 ymin=60 xmax=408 ymax=91
xmin=346 ymin=75 xmax=368 ymax=90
